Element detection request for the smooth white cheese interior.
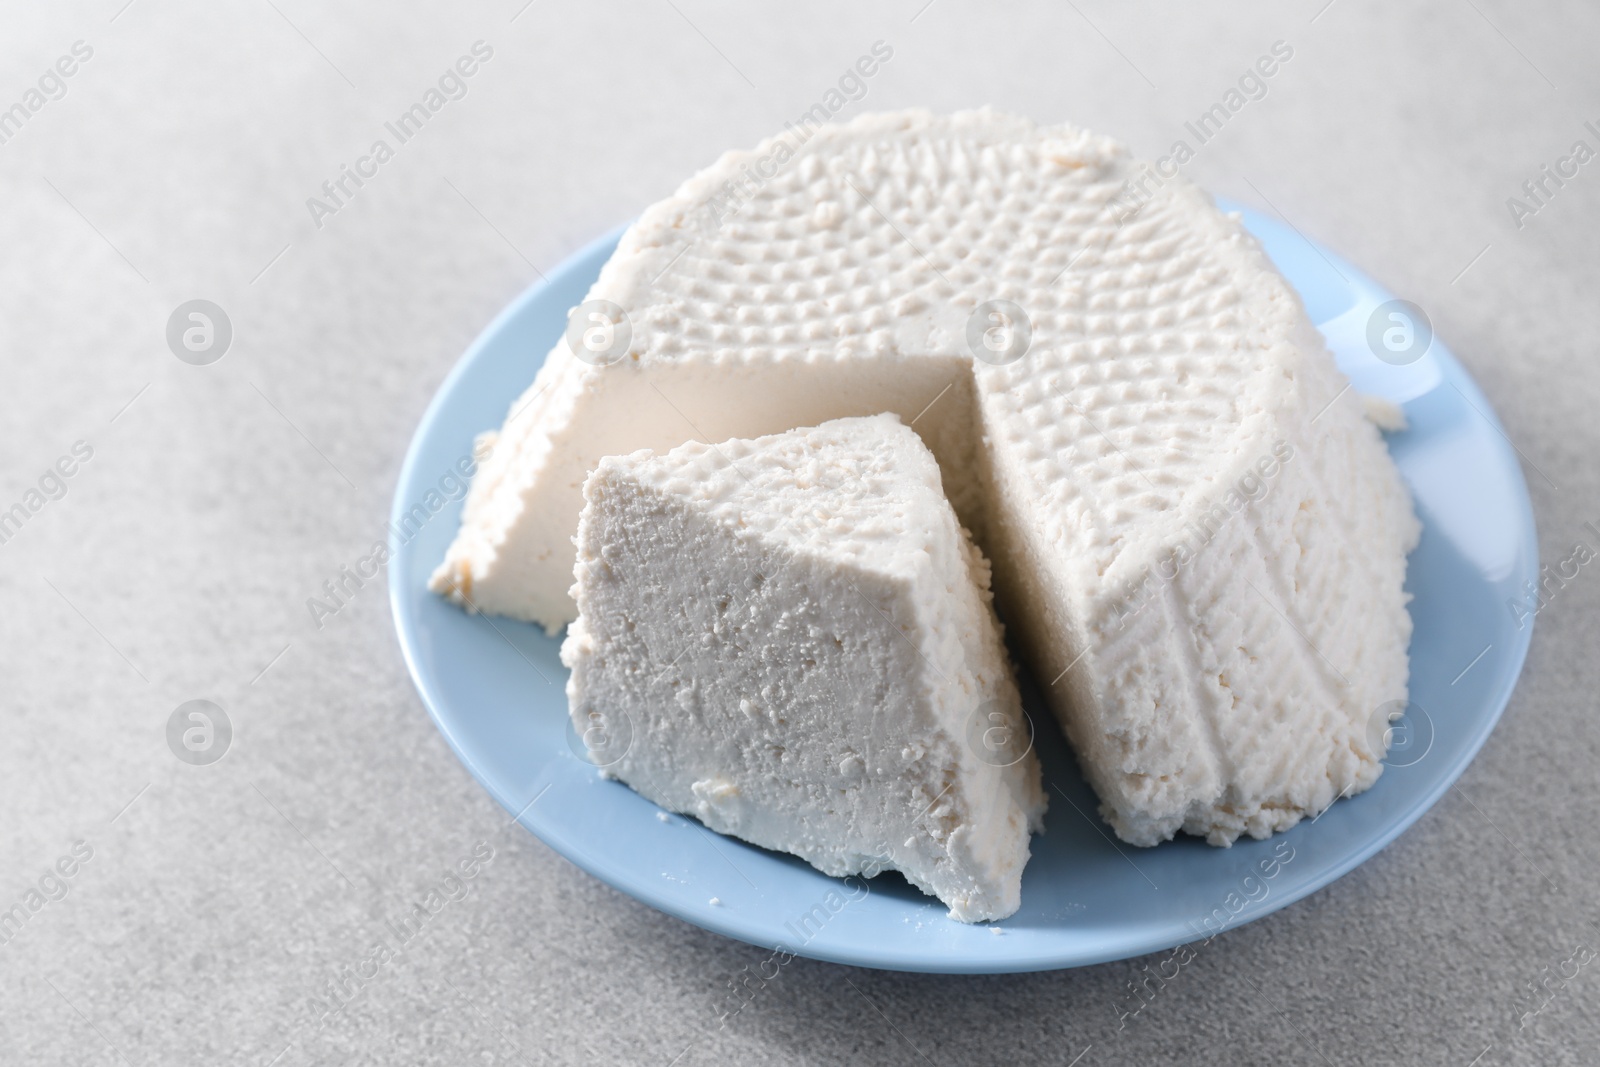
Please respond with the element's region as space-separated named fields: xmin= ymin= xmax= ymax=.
xmin=440 ymin=108 xmax=1421 ymax=848
xmin=560 ymin=414 xmax=1046 ymax=922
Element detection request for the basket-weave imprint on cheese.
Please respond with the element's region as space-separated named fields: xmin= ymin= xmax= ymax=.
xmin=434 ymin=108 xmax=1420 ymax=847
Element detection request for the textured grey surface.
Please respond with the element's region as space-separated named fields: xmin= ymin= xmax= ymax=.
xmin=1 ymin=1 xmax=1597 ymax=1064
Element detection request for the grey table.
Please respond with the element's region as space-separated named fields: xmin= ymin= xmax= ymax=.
xmin=3 ymin=1 xmax=1597 ymax=1063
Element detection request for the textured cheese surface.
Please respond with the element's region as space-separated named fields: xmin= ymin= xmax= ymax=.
xmin=438 ymin=108 xmax=1421 ymax=846
xmin=560 ymin=415 xmax=1046 ymax=921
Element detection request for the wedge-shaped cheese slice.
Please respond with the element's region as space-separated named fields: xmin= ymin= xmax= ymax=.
xmin=560 ymin=414 xmax=1046 ymax=922
xmin=442 ymin=108 xmax=1420 ymax=847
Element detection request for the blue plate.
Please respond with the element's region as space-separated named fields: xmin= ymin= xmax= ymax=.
xmin=389 ymin=202 xmax=1537 ymax=973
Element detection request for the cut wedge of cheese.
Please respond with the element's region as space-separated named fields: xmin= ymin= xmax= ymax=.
xmin=560 ymin=414 xmax=1046 ymax=922
xmin=439 ymin=108 xmax=1420 ymax=847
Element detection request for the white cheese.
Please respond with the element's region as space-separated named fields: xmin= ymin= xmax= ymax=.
xmin=441 ymin=108 xmax=1421 ymax=848
xmin=1361 ymin=393 xmax=1409 ymax=433
xmin=560 ymin=415 xmax=1045 ymax=922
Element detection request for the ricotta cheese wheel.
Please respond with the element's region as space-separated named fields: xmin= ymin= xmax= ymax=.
xmin=561 ymin=414 xmax=1046 ymax=922
xmin=438 ymin=108 xmax=1420 ymax=847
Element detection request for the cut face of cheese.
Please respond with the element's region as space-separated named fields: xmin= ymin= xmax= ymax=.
xmin=560 ymin=414 xmax=1046 ymax=922
xmin=439 ymin=108 xmax=1420 ymax=847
